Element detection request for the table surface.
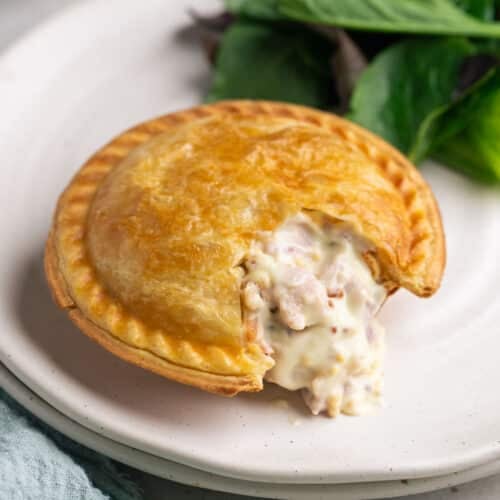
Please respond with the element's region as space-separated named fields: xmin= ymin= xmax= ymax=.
xmin=1 ymin=2 xmax=498 ymax=499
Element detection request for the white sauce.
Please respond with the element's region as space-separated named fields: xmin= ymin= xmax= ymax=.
xmin=243 ymin=213 xmax=386 ymax=417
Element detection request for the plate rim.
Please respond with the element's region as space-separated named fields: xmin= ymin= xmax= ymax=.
xmin=3 ymin=361 xmax=500 ymax=500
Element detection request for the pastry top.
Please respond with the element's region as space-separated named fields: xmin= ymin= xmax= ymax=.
xmin=47 ymin=101 xmax=445 ymax=393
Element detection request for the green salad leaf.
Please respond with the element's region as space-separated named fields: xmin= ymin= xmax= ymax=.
xmin=426 ymin=69 xmax=500 ymax=182
xmin=225 ymin=0 xmax=281 ymax=20
xmin=278 ymin=0 xmax=500 ymax=37
xmin=206 ymin=20 xmax=334 ymax=108
xmin=347 ymin=38 xmax=475 ymax=155
xmin=453 ymin=0 xmax=496 ymax=20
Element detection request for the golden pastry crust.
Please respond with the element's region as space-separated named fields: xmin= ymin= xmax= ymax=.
xmin=45 ymin=231 xmax=263 ymax=395
xmin=45 ymin=100 xmax=445 ymax=395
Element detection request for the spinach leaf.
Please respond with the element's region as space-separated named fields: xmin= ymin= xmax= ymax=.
xmin=453 ymin=0 xmax=496 ymax=21
xmin=279 ymin=0 xmax=500 ymax=37
xmin=410 ymin=62 xmax=500 ymax=161
xmin=461 ymin=0 xmax=500 ymax=54
xmin=423 ymin=69 xmax=500 ymax=182
xmin=225 ymin=0 xmax=281 ymax=20
xmin=347 ymin=38 xmax=475 ymax=155
xmin=206 ymin=20 xmax=334 ymax=108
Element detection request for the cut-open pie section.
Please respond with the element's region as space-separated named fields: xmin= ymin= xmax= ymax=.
xmin=243 ymin=212 xmax=386 ymax=416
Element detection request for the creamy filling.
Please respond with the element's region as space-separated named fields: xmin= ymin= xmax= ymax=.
xmin=242 ymin=213 xmax=387 ymax=417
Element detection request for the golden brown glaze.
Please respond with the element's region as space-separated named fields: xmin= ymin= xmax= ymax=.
xmin=45 ymin=101 xmax=445 ymax=395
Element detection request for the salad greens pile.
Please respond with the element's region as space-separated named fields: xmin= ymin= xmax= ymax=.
xmin=193 ymin=0 xmax=500 ymax=182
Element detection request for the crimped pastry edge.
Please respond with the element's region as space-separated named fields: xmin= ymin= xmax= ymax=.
xmin=44 ymin=229 xmax=263 ymax=396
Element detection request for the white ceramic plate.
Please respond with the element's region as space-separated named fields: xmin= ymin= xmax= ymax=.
xmin=1 ymin=0 xmax=500 ymax=485
xmin=4 ymin=361 xmax=500 ymax=500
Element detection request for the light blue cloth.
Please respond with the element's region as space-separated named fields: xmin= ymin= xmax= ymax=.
xmin=0 ymin=389 xmax=143 ymax=500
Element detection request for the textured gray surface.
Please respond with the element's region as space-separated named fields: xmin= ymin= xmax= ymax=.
xmin=0 ymin=2 xmax=494 ymax=499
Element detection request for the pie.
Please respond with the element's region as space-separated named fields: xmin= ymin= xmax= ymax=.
xmin=45 ymin=100 xmax=445 ymax=416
